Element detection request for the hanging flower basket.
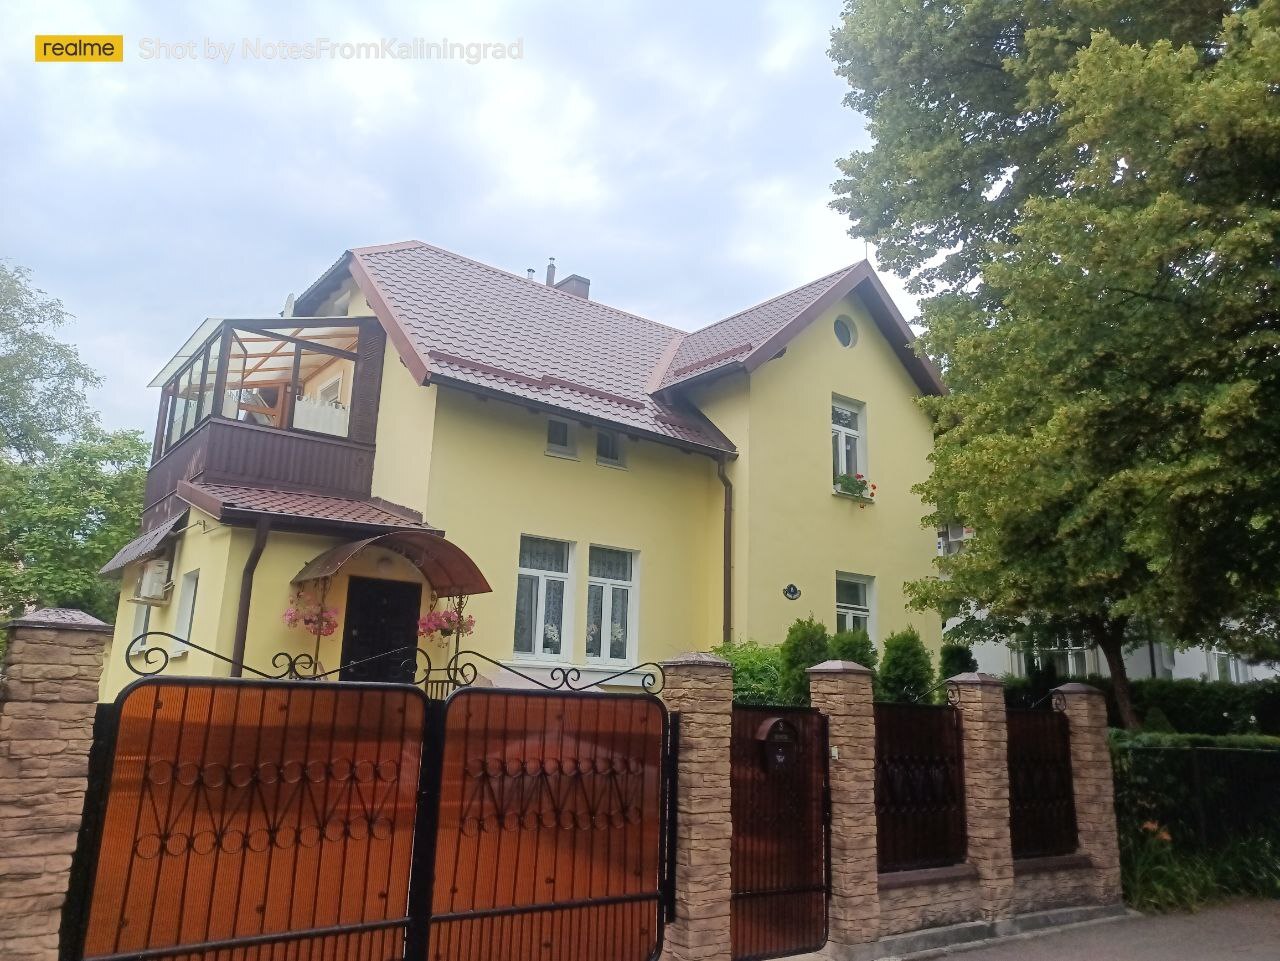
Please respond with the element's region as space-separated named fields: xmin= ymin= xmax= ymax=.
xmin=418 ymin=609 xmax=475 ymax=645
xmin=282 ymin=589 xmax=340 ymax=637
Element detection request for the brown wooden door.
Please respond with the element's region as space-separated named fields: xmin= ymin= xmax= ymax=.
xmin=340 ymin=576 xmax=422 ymax=683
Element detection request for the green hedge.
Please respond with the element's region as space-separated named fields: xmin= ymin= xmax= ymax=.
xmin=1003 ymin=674 xmax=1280 ymax=735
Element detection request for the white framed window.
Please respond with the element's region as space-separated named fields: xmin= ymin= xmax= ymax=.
xmin=835 ymin=575 xmax=874 ymax=638
xmin=172 ymin=569 xmax=199 ymax=656
xmin=831 ymin=400 xmax=866 ymax=484
xmin=1208 ymin=648 xmax=1242 ymax=683
xmin=596 ymin=429 xmax=625 ymax=467
xmin=514 ymin=536 xmax=570 ymax=658
xmin=586 ymin=546 xmax=636 ymax=663
xmin=1037 ymin=638 xmax=1090 ymax=677
xmin=318 ymin=376 xmax=342 ymax=406
xmin=546 ymin=417 xmax=576 ymax=458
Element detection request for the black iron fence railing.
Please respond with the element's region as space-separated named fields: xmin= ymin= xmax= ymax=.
xmin=1006 ymin=708 xmax=1078 ymax=859
xmin=873 ymin=701 xmax=967 ymax=873
xmin=1113 ymin=745 xmax=1280 ymax=849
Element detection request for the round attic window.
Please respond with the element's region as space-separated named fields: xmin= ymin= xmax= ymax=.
xmin=834 ymin=315 xmax=857 ymax=348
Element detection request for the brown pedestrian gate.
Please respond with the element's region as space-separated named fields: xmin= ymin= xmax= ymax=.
xmin=65 ymin=676 xmax=671 ymax=961
xmin=729 ymin=706 xmax=829 ymax=961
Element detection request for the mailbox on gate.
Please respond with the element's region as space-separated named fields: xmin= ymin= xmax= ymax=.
xmin=754 ymin=716 xmax=799 ymax=773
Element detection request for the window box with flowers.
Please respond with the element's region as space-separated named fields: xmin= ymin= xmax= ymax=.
xmin=835 ymin=472 xmax=877 ymax=506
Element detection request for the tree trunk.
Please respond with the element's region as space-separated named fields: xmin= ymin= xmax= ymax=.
xmin=1094 ymin=618 xmax=1139 ymax=730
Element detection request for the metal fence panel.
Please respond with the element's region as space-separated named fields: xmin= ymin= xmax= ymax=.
xmin=873 ymin=702 xmax=966 ymax=873
xmin=80 ymin=679 xmax=428 ymax=961
xmin=429 ymin=688 xmax=668 ymax=961
xmin=1115 ymin=745 xmax=1280 ymax=849
xmin=1006 ymin=708 xmax=1078 ymax=859
xmin=729 ymin=706 xmax=829 ymax=961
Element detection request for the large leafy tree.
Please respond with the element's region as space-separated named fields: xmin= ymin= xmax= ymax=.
xmin=831 ymin=1 xmax=1280 ymax=726
xmin=0 ymin=427 xmax=148 ymax=623
xmin=0 ymin=262 xmax=99 ymax=460
xmin=0 ymin=263 xmax=147 ymax=629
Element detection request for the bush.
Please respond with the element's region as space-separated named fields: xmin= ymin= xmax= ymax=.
xmin=877 ymin=626 xmax=935 ymax=702
xmin=938 ymin=641 xmax=978 ymax=679
xmin=778 ymin=617 xmax=832 ymax=705
xmin=830 ymin=628 xmax=877 ymax=672
xmin=1002 ymin=674 xmax=1280 ymax=735
xmin=712 ymin=639 xmax=786 ymax=706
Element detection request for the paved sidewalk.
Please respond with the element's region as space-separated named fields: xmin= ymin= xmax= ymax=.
xmin=804 ymin=901 xmax=1280 ymax=960
xmin=945 ymin=902 xmax=1279 ymax=960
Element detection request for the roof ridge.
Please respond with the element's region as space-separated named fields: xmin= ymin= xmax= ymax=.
xmin=689 ymin=261 xmax=862 ymax=339
xmin=354 ymin=239 xmax=686 ymax=335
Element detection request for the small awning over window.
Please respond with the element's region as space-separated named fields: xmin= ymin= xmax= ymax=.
xmin=99 ymin=511 xmax=188 ymax=576
xmin=293 ymin=531 xmax=491 ymax=598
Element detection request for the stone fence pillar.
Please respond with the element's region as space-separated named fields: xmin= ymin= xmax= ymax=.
xmin=0 ymin=608 xmax=109 ymax=961
xmin=807 ymin=660 xmax=879 ymax=950
xmin=1053 ymin=683 xmax=1122 ymax=904
xmin=661 ymin=652 xmax=734 ymax=961
xmin=948 ymin=673 xmax=1014 ymax=921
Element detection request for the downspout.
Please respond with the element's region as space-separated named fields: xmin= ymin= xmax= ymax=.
xmin=230 ymin=517 xmax=271 ymax=677
xmin=717 ymin=457 xmax=733 ymax=645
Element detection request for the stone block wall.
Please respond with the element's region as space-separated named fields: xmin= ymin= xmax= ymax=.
xmin=0 ymin=609 xmax=110 ymax=961
xmin=660 ymin=659 xmax=1123 ymax=960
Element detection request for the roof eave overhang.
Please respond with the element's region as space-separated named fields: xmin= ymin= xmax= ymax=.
xmin=429 ymin=371 xmax=738 ymax=459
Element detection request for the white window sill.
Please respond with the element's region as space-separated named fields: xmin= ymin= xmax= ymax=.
xmin=545 ymin=449 xmax=579 ymax=461
xmin=498 ymin=660 xmax=649 ymax=689
xmin=833 ymin=489 xmax=876 ymax=504
xmin=595 ymin=460 xmax=627 ymax=471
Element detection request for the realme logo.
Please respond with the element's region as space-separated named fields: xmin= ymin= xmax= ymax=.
xmin=34 ymin=35 xmax=124 ymax=62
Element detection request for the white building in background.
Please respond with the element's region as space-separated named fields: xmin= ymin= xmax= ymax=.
xmin=935 ymin=527 xmax=1279 ymax=684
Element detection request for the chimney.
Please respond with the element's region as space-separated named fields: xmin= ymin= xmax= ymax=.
xmin=526 ymin=268 xmax=535 ymax=280
xmin=545 ymin=257 xmax=556 ymax=286
xmin=553 ymin=274 xmax=591 ymax=299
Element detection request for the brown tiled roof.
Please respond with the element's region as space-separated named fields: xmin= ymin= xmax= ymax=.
xmin=317 ymin=242 xmax=942 ymax=451
xmin=347 ymin=242 xmax=736 ymax=452
xmin=177 ymin=482 xmax=437 ymax=531
xmin=100 ymin=511 xmax=187 ymax=575
xmin=659 ymin=266 xmax=855 ymax=388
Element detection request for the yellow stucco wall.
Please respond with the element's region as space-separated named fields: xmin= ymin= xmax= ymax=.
xmin=102 ymin=509 xmax=244 ymax=698
xmin=699 ymin=292 xmax=941 ymax=651
xmin=422 ymin=386 xmax=721 ymax=674
xmin=370 ymin=338 xmax=436 ymax=516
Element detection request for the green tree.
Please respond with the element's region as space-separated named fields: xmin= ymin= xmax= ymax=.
xmin=938 ymin=641 xmax=978 ymax=680
xmin=830 ymin=627 xmax=878 ymax=672
xmin=877 ymin=627 xmax=935 ymax=702
xmin=0 ymin=427 xmax=148 ymax=622
xmin=779 ymin=616 xmax=832 ymax=705
xmin=0 ymin=262 xmax=98 ymax=460
xmin=831 ymin=1 xmax=1280 ymax=727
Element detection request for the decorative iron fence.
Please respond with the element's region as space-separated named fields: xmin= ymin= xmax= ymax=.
xmin=1113 ymin=744 xmax=1280 ymax=850
xmin=1006 ymin=708 xmax=1078 ymax=859
xmin=873 ymin=702 xmax=966 ymax=873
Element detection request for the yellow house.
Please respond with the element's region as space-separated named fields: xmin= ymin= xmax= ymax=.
xmin=98 ymin=241 xmax=945 ymax=699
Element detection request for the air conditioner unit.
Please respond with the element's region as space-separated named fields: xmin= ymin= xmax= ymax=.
xmin=946 ymin=523 xmax=966 ymax=542
xmin=133 ymin=558 xmax=173 ymax=605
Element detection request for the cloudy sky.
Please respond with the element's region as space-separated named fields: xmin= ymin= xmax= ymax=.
xmin=3 ymin=0 xmax=911 ymax=433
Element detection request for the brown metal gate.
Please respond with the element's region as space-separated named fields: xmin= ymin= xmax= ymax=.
xmin=66 ymin=676 xmax=671 ymax=961
xmin=429 ymin=687 xmax=669 ymax=961
xmin=75 ymin=678 xmax=429 ymax=961
xmin=729 ymin=706 xmax=829 ymax=961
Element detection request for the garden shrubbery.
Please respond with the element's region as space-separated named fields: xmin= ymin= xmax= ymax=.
xmin=1111 ymin=731 xmax=1280 ymax=909
xmin=1004 ymin=673 xmax=1280 ymax=735
xmin=715 ymin=618 xmax=937 ymax=705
